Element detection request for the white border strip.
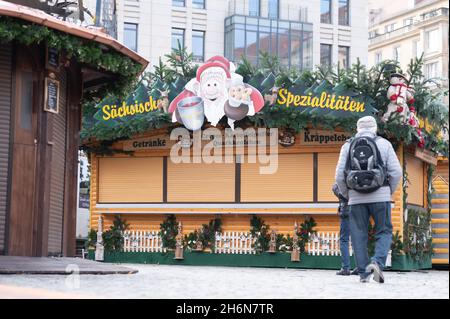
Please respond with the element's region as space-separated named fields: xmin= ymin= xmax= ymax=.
xmin=95 ymin=203 xmax=340 ymax=209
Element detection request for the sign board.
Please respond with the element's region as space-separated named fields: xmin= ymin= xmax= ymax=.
xmin=123 ymin=135 xmax=175 ymax=151
xmin=44 ymin=77 xmax=60 ymax=114
xmin=414 ymin=148 xmax=438 ymax=166
xmin=299 ymin=129 xmax=352 ymax=146
xmin=46 ymin=47 xmax=60 ymax=72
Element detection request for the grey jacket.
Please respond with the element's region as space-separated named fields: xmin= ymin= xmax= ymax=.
xmin=335 ymin=130 xmax=403 ymax=205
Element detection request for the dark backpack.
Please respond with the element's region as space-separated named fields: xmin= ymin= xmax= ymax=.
xmin=344 ymin=136 xmax=388 ymax=194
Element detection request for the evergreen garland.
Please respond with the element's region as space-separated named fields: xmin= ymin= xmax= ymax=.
xmin=249 ymin=215 xmax=271 ymax=253
xmin=80 ymin=49 xmax=448 ymax=158
xmin=0 ymin=16 xmax=142 ymax=102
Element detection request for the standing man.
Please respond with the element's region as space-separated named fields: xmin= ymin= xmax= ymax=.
xmin=335 ymin=116 xmax=402 ymax=283
xmin=332 ymin=184 xmax=358 ymax=276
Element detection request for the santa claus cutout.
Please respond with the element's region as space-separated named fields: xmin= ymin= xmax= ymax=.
xmin=169 ymin=56 xmax=264 ymax=130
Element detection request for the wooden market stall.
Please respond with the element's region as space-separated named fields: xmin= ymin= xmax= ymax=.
xmin=82 ymin=51 xmax=447 ymax=269
xmin=0 ymin=1 xmax=148 ymax=257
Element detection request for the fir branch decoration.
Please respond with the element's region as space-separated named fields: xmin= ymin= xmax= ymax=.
xmin=159 ymin=214 xmax=179 ymax=250
xmin=0 ymin=16 xmax=142 ymax=99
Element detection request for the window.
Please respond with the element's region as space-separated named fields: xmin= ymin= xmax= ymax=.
xmin=338 ymin=46 xmax=350 ymax=69
xmin=412 ymin=40 xmax=421 ymax=58
xmin=249 ymin=0 xmax=260 ymax=16
xmin=192 ymin=0 xmax=205 ymax=9
xmin=171 ymin=28 xmax=185 ymax=50
xmin=268 ymin=0 xmax=279 ymax=19
xmin=375 ymin=52 xmax=382 ymax=64
xmin=320 ymin=44 xmax=332 ymax=66
xmin=426 ymin=29 xmax=439 ymax=52
xmin=192 ymin=30 xmax=205 ymax=62
xmin=393 ymin=46 xmax=400 ymax=61
xmin=224 ymin=16 xmax=313 ymax=70
xmin=385 ymin=23 xmax=396 ymax=32
xmin=321 ymin=0 xmax=332 ymax=24
xmin=338 ymin=0 xmax=349 ymax=26
xmin=172 ymin=0 xmax=185 ymax=7
xmin=403 ymin=17 xmax=413 ymax=26
xmin=123 ymin=23 xmax=138 ymax=51
xmin=425 ymin=62 xmax=438 ymax=79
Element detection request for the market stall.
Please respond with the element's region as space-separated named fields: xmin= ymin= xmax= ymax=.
xmin=83 ymin=50 xmax=448 ymax=269
xmin=0 ymin=1 xmax=148 ymax=257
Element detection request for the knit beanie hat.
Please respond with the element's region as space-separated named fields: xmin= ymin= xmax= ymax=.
xmin=357 ymin=116 xmax=377 ymax=135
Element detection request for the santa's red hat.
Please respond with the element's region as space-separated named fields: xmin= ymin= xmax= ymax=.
xmin=196 ymin=56 xmax=231 ymax=81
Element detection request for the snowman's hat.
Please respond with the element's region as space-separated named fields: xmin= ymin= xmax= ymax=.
xmin=390 ymin=72 xmax=407 ymax=80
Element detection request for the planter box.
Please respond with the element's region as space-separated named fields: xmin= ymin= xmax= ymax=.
xmin=390 ymin=254 xmax=432 ymax=271
xmin=88 ymin=251 xmax=355 ymax=270
xmin=88 ymin=250 xmax=433 ymax=271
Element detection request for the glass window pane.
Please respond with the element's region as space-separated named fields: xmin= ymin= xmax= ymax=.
xmin=393 ymin=46 xmax=401 ymax=61
xmin=246 ymin=30 xmax=258 ymax=64
xmin=192 ymin=30 xmax=205 ymax=62
xmin=192 ymin=0 xmax=205 ymax=9
xmin=172 ymin=0 xmax=185 ymax=7
xmin=338 ymin=0 xmax=349 ymax=26
xmin=338 ymin=46 xmax=350 ymax=69
xmin=234 ymin=29 xmax=245 ymax=60
xmin=320 ymin=44 xmax=332 ymax=66
xmin=321 ymin=0 xmax=332 ymax=24
xmin=124 ymin=23 xmax=138 ymax=51
xmin=171 ymin=28 xmax=185 ymax=50
xmin=278 ymin=29 xmax=289 ymax=66
xmin=290 ymin=29 xmax=301 ymax=69
xmin=268 ymin=0 xmax=279 ymax=19
xmin=302 ymin=27 xmax=313 ymax=70
xmin=259 ymin=32 xmax=270 ymax=54
xmin=249 ymin=0 xmax=260 ymax=16
xmin=426 ymin=29 xmax=439 ymax=52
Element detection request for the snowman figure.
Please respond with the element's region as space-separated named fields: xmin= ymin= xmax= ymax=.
xmin=383 ymin=73 xmax=415 ymax=123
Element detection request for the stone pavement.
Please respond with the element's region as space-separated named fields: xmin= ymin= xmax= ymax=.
xmin=0 ymin=256 xmax=137 ymax=275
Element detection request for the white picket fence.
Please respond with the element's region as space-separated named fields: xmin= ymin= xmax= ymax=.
xmin=307 ymin=232 xmax=353 ymax=256
xmin=214 ymin=231 xmax=256 ymax=254
xmin=123 ymin=230 xmax=166 ymax=252
xmin=121 ymin=230 xmax=355 ymax=257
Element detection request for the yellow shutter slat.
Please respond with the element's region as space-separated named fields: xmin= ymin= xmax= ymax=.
xmin=317 ymin=153 xmax=340 ymax=201
xmin=406 ymin=154 xmax=424 ymax=206
xmin=167 ymin=160 xmax=235 ymax=202
xmin=98 ymin=157 xmax=163 ymax=203
xmin=241 ymin=154 xmax=314 ymax=202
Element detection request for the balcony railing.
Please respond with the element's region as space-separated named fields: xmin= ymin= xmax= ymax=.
xmin=369 ymin=7 xmax=448 ymax=46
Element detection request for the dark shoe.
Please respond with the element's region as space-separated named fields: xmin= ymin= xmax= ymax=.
xmin=360 ymin=272 xmax=372 ymax=283
xmin=366 ymin=261 xmax=385 ymax=283
xmin=336 ymin=268 xmax=351 ymax=276
xmin=351 ymin=268 xmax=359 ymax=275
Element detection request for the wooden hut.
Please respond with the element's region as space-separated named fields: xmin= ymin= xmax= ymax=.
xmin=0 ymin=1 xmax=148 ymax=257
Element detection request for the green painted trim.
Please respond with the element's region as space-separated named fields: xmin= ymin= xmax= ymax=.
xmin=88 ymin=251 xmax=432 ymax=271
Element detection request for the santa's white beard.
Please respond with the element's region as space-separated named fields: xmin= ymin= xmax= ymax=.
xmin=203 ymin=88 xmax=228 ymax=126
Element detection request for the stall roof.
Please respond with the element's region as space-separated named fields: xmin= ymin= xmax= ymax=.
xmin=0 ymin=0 xmax=149 ymax=72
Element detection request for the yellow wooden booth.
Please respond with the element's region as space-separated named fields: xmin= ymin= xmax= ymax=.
xmin=88 ymin=126 xmax=431 ymax=251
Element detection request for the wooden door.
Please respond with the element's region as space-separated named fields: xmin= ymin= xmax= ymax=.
xmin=7 ymin=49 xmax=38 ymax=256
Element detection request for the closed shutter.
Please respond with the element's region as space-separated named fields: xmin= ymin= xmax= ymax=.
xmin=406 ymin=154 xmax=424 ymax=206
xmin=241 ymin=153 xmax=314 ymax=202
xmin=0 ymin=44 xmax=12 ymax=253
xmin=98 ymin=157 xmax=164 ymax=203
xmin=317 ymin=153 xmax=340 ymax=201
xmin=47 ymin=70 xmax=67 ymax=255
xmin=167 ymin=160 xmax=235 ymax=202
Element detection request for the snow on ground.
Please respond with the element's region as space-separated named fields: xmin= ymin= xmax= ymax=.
xmin=0 ymin=265 xmax=448 ymax=299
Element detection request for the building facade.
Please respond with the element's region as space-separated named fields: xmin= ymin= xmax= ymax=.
xmin=368 ymin=0 xmax=448 ymax=87
xmin=94 ymin=0 xmax=368 ymax=70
